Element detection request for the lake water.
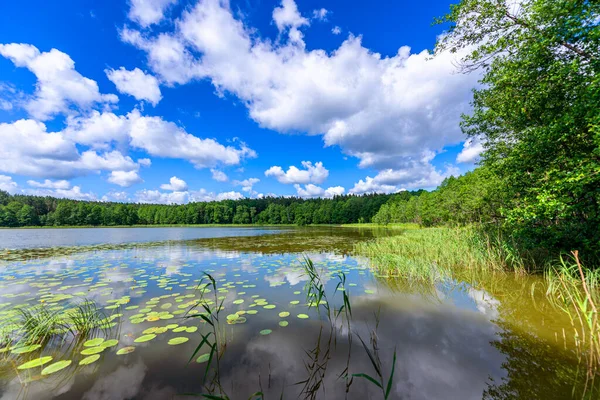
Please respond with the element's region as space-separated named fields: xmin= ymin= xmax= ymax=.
xmin=0 ymin=227 xmax=594 ymax=399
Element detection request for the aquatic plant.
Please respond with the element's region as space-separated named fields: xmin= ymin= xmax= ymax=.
xmin=354 ymin=227 xmax=529 ymax=282
xmin=16 ymin=305 xmax=64 ymax=345
xmin=544 ymin=251 xmax=600 ymax=384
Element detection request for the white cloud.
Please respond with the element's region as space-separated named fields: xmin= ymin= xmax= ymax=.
xmin=27 ymin=179 xmax=71 ymax=190
xmin=106 ymin=67 xmax=162 ymax=105
xmin=0 ymin=175 xmax=18 ymax=193
xmin=62 ymin=109 xmax=256 ymax=168
xmin=138 ymin=158 xmax=152 ymax=167
xmin=102 ymin=191 xmax=130 ymax=202
xmin=332 ymin=26 xmax=341 ymax=35
xmin=160 ymin=175 xmax=188 ymax=191
xmin=128 ymin=0 xmax=178 ymax=27
xmin=312 ymin=8 xmax=328 ymax=21
xmin=456 ymin=138 xmax=484 ymax=163
xmin=273 ymin=0 xmax=309 ymax=33
xmin=135 ymin=187 xmax=244 ymax=204
xmin=233 ymin=177 xmax=259 ymax=192
xmin=294 ymin=183 xmax=345 ymax=198
xmin=108 ymin=170 xmax=143 ymax=187
xmin=265 ymin=161 xmax=328 ymax=184
xmin=0 ymin=43 xmax=118 ymax=120
xmin=122 ymin=0 xmax=478 ymax=188
xmin=25 ymin=186 xmax=97 ymax=201
xmin=210 ymin=169 xmax=228 ymax=182
xmin=0 ymin=119 xmax=142 ymax=180
xmin=349 ymin=158 xmax=459 ymax=194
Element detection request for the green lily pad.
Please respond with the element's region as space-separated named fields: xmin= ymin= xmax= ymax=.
xmin=290 ymin=300 xmax=300 ymax=305
xmin=116 ymin=346 xmax=135 ymax=355
xmin=83 ymin=338 xmax=105 ymax=347
xmin=279 ymin=320 xmax=289 ymax=327
xmin=134 ymin=334 xmax=157 ymax=343
xmin=263 ymin=305 xmax=276 ymax=309
xmin=232 ymin=299 xmax=244 ymax=304
xmin=18 ymin=356 xmax=53 ymax=370
xmin=11 ymin=344 xmax=41 ymax=354
xmin=79 ymin=354 xmax=100 ymax=365
xmin=81 ymin=346 xmax=105 ymax=355
xmin=168 ymin=337 xmax=189 ymax=345
xmin=297 ymin=314 xmax=309 ymax=319
xmin=41 ymin=360 xmax=72 ymax=375
xmin=102 ymin=339 xmax=119 ymax=348
xmin=259 ymin=329 xmax=272 ymax=335
xmin=185 ymin=327 xmax=197 ymax=333
xmin=364 ymin=289 xmax=375 ymax=294
xmin=196 ymin=353 xmax=210 ymax=363
xmin=172 ymin=326 xmax=187 ymax=333
xmin=278 ymin=312 xmax=290 ymax=318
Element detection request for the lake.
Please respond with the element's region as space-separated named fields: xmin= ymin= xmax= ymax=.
xmin=0 ymin=227 xmax=592 ymax=399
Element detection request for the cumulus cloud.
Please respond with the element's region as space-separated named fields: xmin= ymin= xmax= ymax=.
xmin=135 ymin=187 xmax=244 ymax=204
xmin=128 ymin=0 xmax=178 ymax=27
xmin=233 ymin=177 xmax=259 ymax=192
xmin=294 ymin=183 xmax=344 ymax=198
xmin=331 ymin=26 xmax=341 ymax=35
xmin=0 ymin=175 xmax=18 ymax=193
xmin=210 ymin=169 xmax=228 ymax=182
xmin=0 ymin=43 xmax=118 ymax=120
xmin=62 ymin=109 xmax=256 ymax=168
xmin=122 ymin=0 xmax=477 ymax=187
xmin=106 ymin=67 xmax=162 ymax=105
xmin=265 ymin=161 xmax=328 ymax=184
xmin=456 ymin=138 xmax=484 ymax=163
xmin=26 ymin=185 xmax=98 ymax=201
xmin=108 ymin=170 xmax=143 ymax=187
xmin=312 ymin=8 xmax=328 ymax=21
xmin=27 ymin=179 xmax=71 ymax=189
xmin=160 ymin=175 xmax=188 ymax=191
xmin=0 ymin=119 xmax=142 ymax=180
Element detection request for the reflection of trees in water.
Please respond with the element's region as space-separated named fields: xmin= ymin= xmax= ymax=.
xmin=484 ymin=320 xmax=599 ymax=399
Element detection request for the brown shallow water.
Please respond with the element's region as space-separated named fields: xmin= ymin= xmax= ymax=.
xmin=0 ymin=227 xmax=595 ymax=399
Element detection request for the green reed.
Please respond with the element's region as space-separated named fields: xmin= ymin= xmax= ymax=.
xmin=543 ymin=251 xmax=600 ymax=383
xmin=354 ymin=226 xmax=528 ymax=282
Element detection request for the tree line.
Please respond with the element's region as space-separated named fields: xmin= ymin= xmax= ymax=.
xmin=0 ymin=190 xmax=391 ymax=227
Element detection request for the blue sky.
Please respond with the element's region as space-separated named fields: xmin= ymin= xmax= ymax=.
xmin=0 ymin=0 xmax=482 ymax=203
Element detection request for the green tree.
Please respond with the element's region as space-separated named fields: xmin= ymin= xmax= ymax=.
xmin=437 ymin=0 xmax=600 ymax=256
xmin=16 ymin=204 xmax=39 ymax=226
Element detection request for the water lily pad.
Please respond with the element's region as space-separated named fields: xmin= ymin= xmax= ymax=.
xmin=297 ymin=314 xmax=309 ymax=319
xmin=263 ymin=305 xmax=276 ymax=309
xmin=11 ymin=344 xmax=41 ymax=354
xmin=18 ymin=356 xmax=53 ymax=370
xmin=83 ymin=338 xmax=105 ymax=347
xmin=290 ymin=300 xmax=300 ymax=305
xmin=185 ymin=327 xmax=197 ymax=333
xmin=232 ymin=299 xmax=244 ymax=304
xmin=196 ymin=353 xmax=210 ymax=363
xmin=278 ymin=312 xmax=290 ymax=318
xmin=279 ymin=321 xmax=289 ymax=327
xmin=168 ymin=337 xmax=189 ymax=345
xmin=41 ymin=360 xmax=72 ymax=375
xmin=246 ymin=310 xmax=258 ymax=315
xmin=134 ymin=334 xmax=156 ymax=343
xmin=259 ymin=329 xmax=272 ymax=335
xmin=172 ymin=326 xmax=187 ymax=333
xmin=79 ymin=354 xmax=100 ymax=365
xmin=116 ymin=346 xmax=135 ymax=355
xmin=81 ymin=346 xmax=105 ymax=355
xmin=364 ymin=289 xmax=375 ymax=294
xmin=102 ymin=339 xmax=119 ymax=348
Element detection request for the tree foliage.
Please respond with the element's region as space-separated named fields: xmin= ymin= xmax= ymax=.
xmin=437 ymin=0 xmax=600 ymax=256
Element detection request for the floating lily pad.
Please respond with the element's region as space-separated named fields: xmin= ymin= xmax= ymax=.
xmin=116 ymin=346 xmax=135 ymax=355
xmin=232 ymin=299 xmax=244 ymax=304
xmin=18 ymin=356 xmax=53 ymax=370
xmin=172 ymin=326 xmax=187 ymax=333
xmin=134 ymin=334 xmax=157 ymax=343
xmin=290 ymin=300 xmax=300 ymax=305
xmin=81 ymin=346 xmax=105 ymax=355
xmin=297 ymin=314 xmax=309 ymax=319
xmin=11 ymin=344 xmax=41 ymax=354
xmin=83 ymin=338 xmax=105 ymax=347
xmin=279 ymin=320 xmax=289 ymax=327
xmin=259 ymin=329 xmax=272 ymax=335
xmin=41 ymin=360 xmax=72 ymax=375
xmin=278 ymin=312 xmax=290 ymax=318
xmin=196 ymin=353 xmax=210 ymax=363
xmin=102 ymin=339 xmax=119 ymax=348
xmin=263 ymin=305 xmax=276 ymax=309
xmin=79 ymin=354 xmax=100 ymax=365
xmin=168 ymin=337 xmax=189 ymax=345
xmin=185 ymin=327 xmax=197 ymax=333
xmin=364 ymin=289 xmax=375 ymax=294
